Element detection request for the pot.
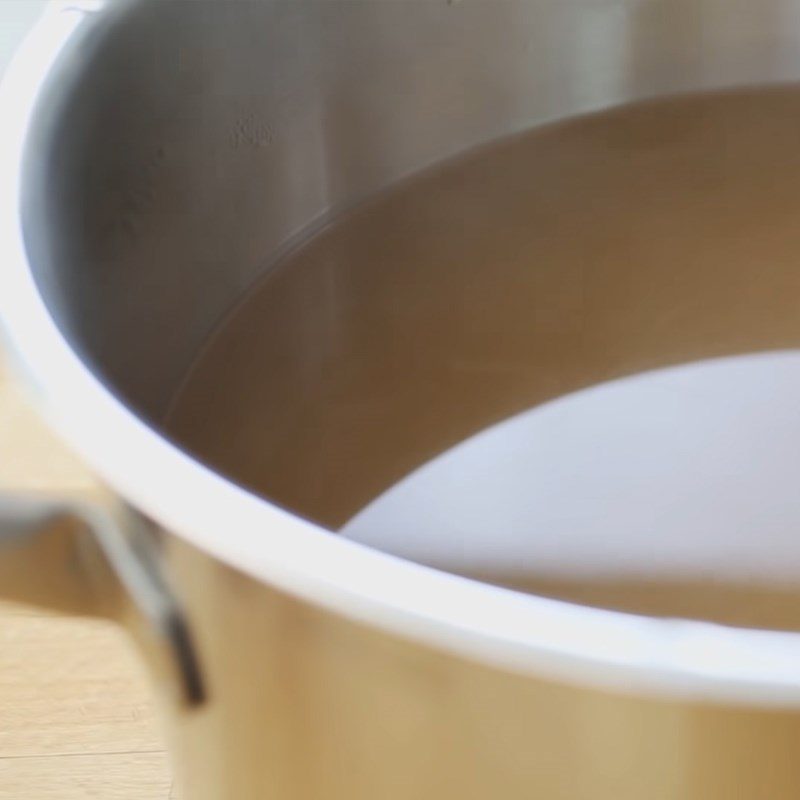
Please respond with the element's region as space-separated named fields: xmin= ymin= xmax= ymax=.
xmin=4 ymin=1 xmax=800 ymax=797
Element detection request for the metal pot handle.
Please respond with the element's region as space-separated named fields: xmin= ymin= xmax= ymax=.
xmin=0 ymin=494 xmax=205 ymax=707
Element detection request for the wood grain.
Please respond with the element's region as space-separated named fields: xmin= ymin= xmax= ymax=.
xmin=0 ymin=356 xmax=172 ymax=798
xmin=0 ymin=753 xmax=173 ymax=800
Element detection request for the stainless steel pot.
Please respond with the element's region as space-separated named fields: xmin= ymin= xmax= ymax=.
xmin=5 ymin=1 xmax=800 ymax=797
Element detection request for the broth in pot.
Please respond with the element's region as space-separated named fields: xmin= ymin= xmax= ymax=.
xmin=166 ymin=87 xmax=800 ymax=630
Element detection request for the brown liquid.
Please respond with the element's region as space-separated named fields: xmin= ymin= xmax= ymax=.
xmin=166 ymin=87 xmax=800 ymax=630
xmin=464 ymin=575 xmax=800 ymax=631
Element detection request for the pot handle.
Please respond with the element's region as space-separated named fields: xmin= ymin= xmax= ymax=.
xmin=0 ymin=493 xmax=205 ymax=707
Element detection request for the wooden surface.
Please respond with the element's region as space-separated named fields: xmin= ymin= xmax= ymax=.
xmin=0 ymin=356 xmax=173 ymax=799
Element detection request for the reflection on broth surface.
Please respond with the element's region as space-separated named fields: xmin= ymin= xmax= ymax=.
xmin=344 ymin=354 xmax=800 ymax=630
xmin=167 ymin=88 xmax=800 ymax=630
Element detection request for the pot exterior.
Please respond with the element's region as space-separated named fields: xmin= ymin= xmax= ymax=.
xmin=163 ymin=539 xmax=800 ymax=800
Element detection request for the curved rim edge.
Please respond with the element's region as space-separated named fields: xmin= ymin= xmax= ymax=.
xmin=2 ymin=2 xmax=800 ymax=708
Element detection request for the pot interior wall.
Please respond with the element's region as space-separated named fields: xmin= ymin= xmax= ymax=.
xmin=22 ymin=0 xmax=800 ymax=421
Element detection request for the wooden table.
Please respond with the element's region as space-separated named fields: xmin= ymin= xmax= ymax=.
xmin=0 ymin=356 xmax=173 ymax=799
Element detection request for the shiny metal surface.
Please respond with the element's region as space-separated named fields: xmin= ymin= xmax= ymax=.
xmin=9 ymin=7 xmax=800 ymax=799
xmin=24 ymin=0 xmax=800 ymax=420
xmin=6 ymin=0 xmax=800 ymax=695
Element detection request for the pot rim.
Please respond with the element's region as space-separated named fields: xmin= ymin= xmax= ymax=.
xmin=4 ymin=0 xmax=800 ymax=708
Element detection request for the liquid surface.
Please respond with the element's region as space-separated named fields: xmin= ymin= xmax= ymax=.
xmin=167 ymin=87 xmax=800 ymax=629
